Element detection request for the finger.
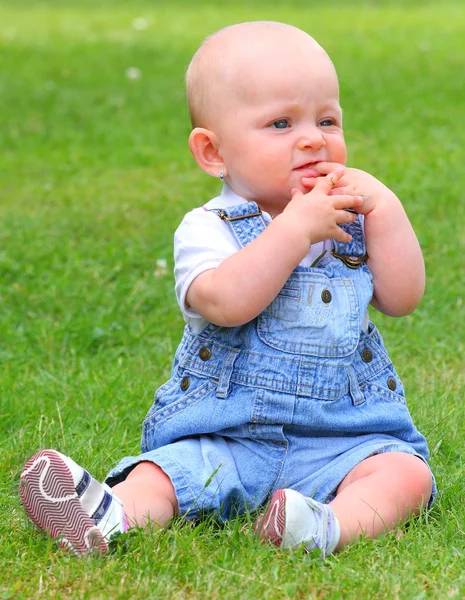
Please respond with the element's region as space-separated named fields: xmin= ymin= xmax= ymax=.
xmin=312 ymin=161 xmax=345 ymax=175
xmin=303 ymin=175 xmax=348 ymax=189
xmin=300 ymin=176 xmax=321 ymax=190
xmin=331 ymin=195 xmax=363 ymax=210
xmin=302 ymin=162 xmax=347 ymax=188
xmin=332 ymin=226 xmax=352 ymax=244
xmin=335 ymin=209 xmax=358 ymax=224
xmin=290 ymin=187 xmax=304 ymax=200
xmin=328 ymin=185 xmax=352 ymax=196
xmin=314 ymin=168 xmax=345 ymax=192
xmin=331 ymin=191 xmax=371 ymax=207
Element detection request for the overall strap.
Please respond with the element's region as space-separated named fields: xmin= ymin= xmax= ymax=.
xmin=212 ymin=203 xmax=368 ymax=266
xmin=211 ymin=201 xmax=267 ymax=249
xmin=331 ymin=215 xmax=368 ymax=269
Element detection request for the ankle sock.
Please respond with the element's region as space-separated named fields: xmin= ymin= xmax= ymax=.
xmin=255 ymin=488 xmax=340 ymax=556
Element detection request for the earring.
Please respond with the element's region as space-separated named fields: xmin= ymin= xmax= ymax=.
xmin=219 ymin=169 xmax=224 ymax=182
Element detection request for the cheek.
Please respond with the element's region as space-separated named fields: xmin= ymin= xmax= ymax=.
xmin=330 ymin=137 xmax=347 ymax=164
xmin=261 ymin=143 xmax=290 ymax=167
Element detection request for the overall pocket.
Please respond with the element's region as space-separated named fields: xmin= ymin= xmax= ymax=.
xmin=363 ymin=363 xmax=407 ymax=406
xmin=258 ymin=273 xmax=360 ymax=357
xmin=142 ymin=372 xmax=217 ymax=434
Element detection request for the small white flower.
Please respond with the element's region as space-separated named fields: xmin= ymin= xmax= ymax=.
xmin=154 ymin=258 xmax=168 ymax=277
xmin=132 ymin=17 xmax=148 ymax=31
xmin=125 ymin=67 xmax=141 ymax=81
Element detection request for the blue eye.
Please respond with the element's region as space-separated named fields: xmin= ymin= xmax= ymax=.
xmin=271 ymin=119 xmax=290 ymax=129
xmin=319 ymin=118 xmax=336 ymax=127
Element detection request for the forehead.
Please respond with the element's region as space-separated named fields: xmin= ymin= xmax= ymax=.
xmin=187 ymin=24 xmax=340 ymax=127
xmin=220 ymin=29 xmax=339 ymax=105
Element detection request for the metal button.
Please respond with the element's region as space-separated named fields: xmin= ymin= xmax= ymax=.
xmin=180 ymin=376 xmax=190 ymax=391
xmin=199 ymin=347 xmax=212 ymax=361
xmin=321 ymin=289 xmax=332 ymax=303
xmin=387 ymin=377 xmax=397 ymax=391
xmin=361 ymin=349 xmax=373 ymax=363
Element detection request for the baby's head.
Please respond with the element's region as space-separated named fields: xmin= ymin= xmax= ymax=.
xmin=186 ymin=22 xmax=347 ymax=215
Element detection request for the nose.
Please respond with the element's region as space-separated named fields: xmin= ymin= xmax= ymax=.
xmin=297 ymin=127 xmax=326 ymax=151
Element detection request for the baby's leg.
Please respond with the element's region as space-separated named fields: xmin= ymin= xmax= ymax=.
xmin=20 ymin=450 xmax=177 ymax=554
xmin=255 ymin=451 xmax=432 ymax=554
xmin=112 ymin=461 xmax=178 ymax=527
xmin=330 ymin=451 xmax=432 ymax=550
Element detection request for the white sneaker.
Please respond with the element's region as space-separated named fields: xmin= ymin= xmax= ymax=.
xmin=20 ymin=449 xmax=126 ymax=554
xmin=255 ymin=488 xmax=340 ymax=556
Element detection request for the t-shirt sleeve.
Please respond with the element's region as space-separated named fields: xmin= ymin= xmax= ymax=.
xmin=174 ymin=208 xmax=239 ymax=320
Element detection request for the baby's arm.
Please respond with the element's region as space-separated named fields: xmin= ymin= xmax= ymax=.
xmin=303 ymin=166 xmax=425 ymax=317
xmin=186 ymin=171 xmax=362 ymax=327
xmin=362 ymin=180 xmax=425 ymax=316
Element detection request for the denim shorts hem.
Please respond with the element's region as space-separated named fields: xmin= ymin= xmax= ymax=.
xmin=104 ymin=439 xmax=436 ymax=521
xmin=105 ymin=452 xmax=201 ymax=519
xmin=309 ymin=441 xmax=437 ymax=508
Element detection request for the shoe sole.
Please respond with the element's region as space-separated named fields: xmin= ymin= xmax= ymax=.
xmin=20 ymin=449 xmax=107 ymax=554
xmin=254 ymin=489 xmax=286 ymax=547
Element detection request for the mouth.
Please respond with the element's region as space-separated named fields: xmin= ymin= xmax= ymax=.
xmin=293 ymin=162 xmax=323 ymax=178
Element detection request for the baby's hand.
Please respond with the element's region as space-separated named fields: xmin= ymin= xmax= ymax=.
xmin=282 ymin=169 xmax=363 ymax=245
xmin=301 ymin=163 xmax=396 ymax=216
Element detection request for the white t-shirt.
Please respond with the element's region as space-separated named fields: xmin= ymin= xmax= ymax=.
xmin=174 ymin=184 xmax=333 ymax=333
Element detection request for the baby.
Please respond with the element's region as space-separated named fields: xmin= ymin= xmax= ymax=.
xmin=20 ymin=21 xmax=434 ymax=556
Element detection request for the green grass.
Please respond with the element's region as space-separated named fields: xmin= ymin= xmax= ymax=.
xmin=2 ymin=0 xmax=465 ymax=597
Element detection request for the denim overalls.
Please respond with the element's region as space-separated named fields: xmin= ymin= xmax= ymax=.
xmin=106 ymin=202 xmax=433 ymax=519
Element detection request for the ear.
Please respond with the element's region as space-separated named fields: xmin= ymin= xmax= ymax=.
xmin=188 ymin=127 xmax=225 ymax=178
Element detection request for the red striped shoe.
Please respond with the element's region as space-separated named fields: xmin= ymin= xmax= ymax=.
xmin=254 ymin=488 xmax=340 ymax=556
xmin=20 ymin=449 xmax=126 ymax=554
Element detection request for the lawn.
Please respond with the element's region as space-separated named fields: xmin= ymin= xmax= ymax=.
xmin=1 ymin=0 xmax=465 ymax=598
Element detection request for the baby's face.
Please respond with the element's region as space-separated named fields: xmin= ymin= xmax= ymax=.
xmin=211 ymin=33 xmax=347 ymax=216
